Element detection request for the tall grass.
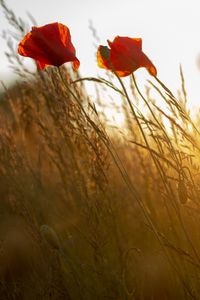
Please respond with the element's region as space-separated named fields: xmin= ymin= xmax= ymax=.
xmin=1 ymin=1 xmax=200 ymax=299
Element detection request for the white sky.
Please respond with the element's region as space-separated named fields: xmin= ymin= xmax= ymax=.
xmin=0 ymin=0 xmax=200 ymax=109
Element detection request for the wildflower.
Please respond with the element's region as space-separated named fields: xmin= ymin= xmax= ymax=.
xmin=18 ymin=22 xmax=80 ymax=70
xmin=97 ymin=36 xmax=157 ymax=77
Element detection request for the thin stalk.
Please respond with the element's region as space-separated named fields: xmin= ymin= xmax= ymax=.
xmin=59 ymin=68 xmax=197 ymax=298
xmin=132 ymin=73 xmax=200 ymax=263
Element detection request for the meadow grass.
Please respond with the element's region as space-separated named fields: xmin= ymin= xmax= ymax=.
xmin=1 ymin=1 xmax=200 ymax=299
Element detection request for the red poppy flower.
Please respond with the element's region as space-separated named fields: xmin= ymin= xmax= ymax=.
xmin=97 ymin=36 xmax=157 ymax=77
xmin=18 ymin=22 xmax=80 ymax=70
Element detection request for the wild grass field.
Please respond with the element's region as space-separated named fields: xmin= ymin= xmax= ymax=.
xmin=1 ymin=1 xmax=200 ymax=299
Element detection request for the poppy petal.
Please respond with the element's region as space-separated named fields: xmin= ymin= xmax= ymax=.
xmin=115 ymin=70 xmax=133 ymax=77
xmin=109 ymin=46 xmax=139 ymax=74
xmin=31 ymin=23 xmax=77 ymax=66
xmin=36 ymin=60 xmax=48 ymax=70
xmin=147 ymin=65 xmax=157 ymax=76
xmin=140 ymin=53 xmax=157 ymax=76
xmin=18 ymin=32 xmax=46 ymax=60
xmin=31 ymin=23 xmax=76 ymax=55
xmin=72 ymin=58 xmax=80 ymax=70
xmin=110 ymin=36 xmax=142 ymax=51
xmin=57 ymin=23 xmax=76 ymax=53
xmin=18 ymin=22 xmax=80 ymax=70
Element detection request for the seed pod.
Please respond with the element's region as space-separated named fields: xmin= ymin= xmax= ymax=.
xmin=40 ymin=225 xmax=60 ymax=250
xmin=178 ymin=180 xmax=188 ymax=204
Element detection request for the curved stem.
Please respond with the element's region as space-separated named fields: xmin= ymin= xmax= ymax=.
xmin=132 ymin=73 xmax=200 ymax=263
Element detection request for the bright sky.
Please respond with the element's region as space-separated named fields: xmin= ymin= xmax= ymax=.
xmin=0 ymin=0 xmax=200 ymax=109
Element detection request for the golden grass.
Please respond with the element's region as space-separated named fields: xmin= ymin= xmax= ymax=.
xmin=1 ymin=1 xmax=200 ymax=299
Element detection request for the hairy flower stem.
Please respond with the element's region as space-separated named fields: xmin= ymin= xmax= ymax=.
xmin=113 ymin=72 xmax=198 ymax=298
xmin=60 ymin=68 xmax=197 ymax=298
